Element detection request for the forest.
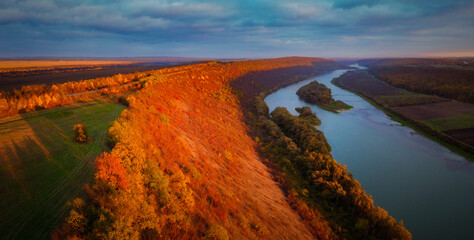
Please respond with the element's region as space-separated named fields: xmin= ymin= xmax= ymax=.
xmin=296 ymin=81 xmax=352 ymax=113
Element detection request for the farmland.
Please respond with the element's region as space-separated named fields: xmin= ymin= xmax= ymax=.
xmin=331 ymin=70 xmax=445 ymax=107
xmin=394 ymin=101 xmax=474 ymax=120
xmin=0 ymin=100 xmax=125 ymax=239
xmin=367 ymin=60 xmax=474 ymax=103
xmin=0 ymin=60 xmax=196 ymax=92
xmin=0 ymin=60 xmax=138 ymax=73
xmin=332 ymin=70 xmax=474 ymax=159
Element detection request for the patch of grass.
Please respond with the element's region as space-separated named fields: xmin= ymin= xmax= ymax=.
xmin=328 ymin=100 xmax=353 ymax=111
xmin=46 ymin=110 xmax=73 ymax=120
xmin=421 ymin=114 xmax=474 ymax=131
xmin=0 ymin=101 xmax=125 ymax=239
xmin=318 ymin=102 xmax=353 ymax=113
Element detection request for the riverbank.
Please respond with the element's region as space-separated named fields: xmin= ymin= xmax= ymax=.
xmin=264 ymin=68 xmax=474 ymax=240
xmin=332 ymin=70 xmax=474 ymax=161
xmin=232 ymin=64 xmax=411 ymax=239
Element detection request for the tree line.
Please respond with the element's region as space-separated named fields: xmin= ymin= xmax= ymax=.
xmin=0 ymin=71 xmax=171 ymax=117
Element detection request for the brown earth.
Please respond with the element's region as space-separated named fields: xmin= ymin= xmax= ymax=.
xmin=443 ymin=128 xmax=474 ymax=146
xmin=394 ymin=101 xmax=474 ymax=120
xmin=332 ymin=70 xmax=403 ymax=96
xmin=332 ymin=70 xmax=445 ymax=107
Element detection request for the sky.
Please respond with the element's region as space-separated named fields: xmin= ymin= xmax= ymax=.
xmin=0 ymin=0 xmax=473 ymax=58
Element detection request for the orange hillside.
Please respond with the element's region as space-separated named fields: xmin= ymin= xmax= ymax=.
xmin=55 ymin=57 xmax=329 ymax=239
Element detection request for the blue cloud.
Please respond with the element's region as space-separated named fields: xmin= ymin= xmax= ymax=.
xmin=0 ymin=0 xmax=473 ymax=58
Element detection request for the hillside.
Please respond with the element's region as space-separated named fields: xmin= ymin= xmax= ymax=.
xmin=54 ymin=58 xmax=332 ymax=239
xmin=53 ymin=57 xmax=410 ymax=239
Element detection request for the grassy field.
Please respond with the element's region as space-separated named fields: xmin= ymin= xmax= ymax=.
xmin=421 ymin=114 xmax=474 ymax=131
xmin=0 ymin=100 xmax=125 ymax=239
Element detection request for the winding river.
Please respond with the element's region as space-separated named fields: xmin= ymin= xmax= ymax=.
xmin=264 ymin=66 xmax=474 ymax=240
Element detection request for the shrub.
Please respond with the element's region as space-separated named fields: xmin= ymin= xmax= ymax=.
xmin=158 ymin=113 xmax=169 ymax=125
xmin=205 ymin=224 xmax=229 ymax=240
xmin=254 ymin=222 xmax=270 ymax=237
xmin=73 ymin=124 xmax=88 ymax=143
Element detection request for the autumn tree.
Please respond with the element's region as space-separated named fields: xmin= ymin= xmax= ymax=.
xmin=73 ymin=124 xmax=88 ymax=143
xmin=95 ymin=152 xmax=128 ymax=189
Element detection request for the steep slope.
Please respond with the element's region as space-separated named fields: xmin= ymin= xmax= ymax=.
xmin=55 ymin=58 xmax=333 ymax=239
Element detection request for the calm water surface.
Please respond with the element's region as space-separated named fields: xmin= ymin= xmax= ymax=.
xmin=264 ymin=66 xmax=474 ymax=240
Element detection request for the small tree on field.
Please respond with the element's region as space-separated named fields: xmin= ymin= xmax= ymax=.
xmin=73 ymin=124 xmax=88 ymax=143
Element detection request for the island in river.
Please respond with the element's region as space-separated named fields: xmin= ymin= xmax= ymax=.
xmin=296 ymin=80 xmax=352 ymax=113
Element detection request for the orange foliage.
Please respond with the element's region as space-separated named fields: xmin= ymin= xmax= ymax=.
xmin=95 ymin=153 xmax=129 ymax=189
xmin=57 ymin=57 xmax=332 ymax=239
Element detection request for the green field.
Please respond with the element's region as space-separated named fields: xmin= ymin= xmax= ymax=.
xmin=376 ymin=94 xmax=444 ymax=107
xmin=421 ymin=114 xmax=474 ymax=131
xmin=0 ymin=101 xmax=125 ymax=239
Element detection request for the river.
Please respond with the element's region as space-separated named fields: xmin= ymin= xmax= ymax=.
xmin=264 ymin=66 xmax=474 ymax=240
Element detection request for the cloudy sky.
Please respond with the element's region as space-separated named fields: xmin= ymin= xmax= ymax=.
xmin=1 ymin=0 xmax=473 ymax=58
